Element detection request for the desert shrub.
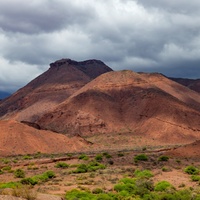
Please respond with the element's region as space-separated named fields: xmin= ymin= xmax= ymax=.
xmin=74 ymin=164 xmax=88 ymax=173
xmin=73 ymin=161 xmax=105 ymax=173
xmin=87 ymin=161 xmax=105 ymax=172
xmin=162 ymin=166 xmax=171 ymax=172
xmin=103 ymin=152 xmax=112 ymax=158
xmin=135 ymin=178 xmax=154 ymax=197
xmin=0 ymin=169 xmax=3 ymax=174
xmin=191 ymin=175 xmax=200 ymax=182
xmin=14 ymin=169 xmax=25 ymax=178
xmin=184 ymin=166 xmax=199 ymax=175
xmin=134 ymin=169 xmax=153 ymax=178
xmin=44 ymin=170 xmax=55 ymax=178
xmin=21 ymin=170 xmax=55 ymax=185
xmin=117 ymin=153 xmax=124 ymax=157
xmin=55 ymin=162 xmax=69 ymax=168
xmin=154 ymin=181 xmax=174 ymax=192
xmin=65 ymin=189 xmax=94 ymax=200
xmin=95 ymin=154 xmax=103 ymax=161
xmin=158 ymin=155 xmax=169 ymax=161
xmin=92 ymin=188 xmax=103 ymax=194
xmin=79 ymin=154 xmax=89 ymax=160
xmin=21 ymin=178 xmax=38 ymax=186
xmin=2 ymin=166 xmax=11 ymax=171
xmin=134 ymin=154 xmax=148 ymax=162
xmin=0 ymin=182 xmax=21 ymax=189
xmin=114 ymin=182 xmax=136 ymax=193
xmin=1 ymin=159 xmax=10 ymax=164
xmin=23 ymin=155 xmax=32 ymax=160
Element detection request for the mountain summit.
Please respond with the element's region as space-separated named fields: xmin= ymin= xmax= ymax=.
xmin=0 ymin=59 xmax=112 ymax=122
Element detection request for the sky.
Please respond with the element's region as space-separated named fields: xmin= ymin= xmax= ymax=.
xmin=1 ymin=0 xmax=200 ymax=93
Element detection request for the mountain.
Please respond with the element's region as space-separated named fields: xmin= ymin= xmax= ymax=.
xmin=0 ymin=91 xmax=11 ymax=100
xmin=0 ymin=59 xmax=112 ymax=122
xmin=0 ymin=120 xmax=89 ymax=156
xmin=37 ymin=70 xmax=200 ymax=147
xmin=170 ymin=77 xmax=200 ymax=93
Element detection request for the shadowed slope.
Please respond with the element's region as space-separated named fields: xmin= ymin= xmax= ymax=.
xmin=170 ymin=77 xmax=200 ymax=93
xmin=38 ymin=70 xmax=200 ymax=145
xmin=0 ymin=59 xmax=112 ymax=122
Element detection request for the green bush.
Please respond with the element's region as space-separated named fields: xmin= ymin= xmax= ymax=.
xmin=191 ymin=175 xmax=200 ymax=182
xmin=73 ymin=161 xmax=105 ymax=173
xmin=65 ymin=189 xmax=94 ymax=200
xmin=79 ymin=154 xmax=89 ymax=160
xmin=21 ymin=177 xmax=38 ymax=185
xmin=158 ymin=155 xmax=169 ymax=161
xmin=2 ymin=166 xmax=11 ymax=171
xmin=21 ymin=170 xmax=55 ymax=185
xmin=0 ymin=169 xmax=3 ymax=175
xmin=154 ymin=181 xmax=174 ymax=192
xmin=92 ymin=188 xmax=103 ymax=194
xmin=134 ymin=154 xmax=148 ymax=162
xmin=134 ymin=169 xmax=153 ymax=178
xmin=14 ymin=169 xmax=25 ymax=178
xmin=0 ymin=182 xmax=21 ymax=189
xmin=73 ymin=164 xmax=88 ymax=173
xmin=55 ymin=162 xmax=69 ymax=168
xmin=95 ymin=154 xmax=103 ymax=161
xmin=103 ymin=152 xmax=112 ymax=158
xmin=23 ymin=155 xmax=32 ymax=160
xmin=184 ymin=166 xmax=199 ymax=175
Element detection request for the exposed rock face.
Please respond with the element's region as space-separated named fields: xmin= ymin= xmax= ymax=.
xmin=170 ymin=77 xmax=200 ymax=93
xmin=37 ymin=70 xmax=200 ymax=145
xmin=0 ymin=59 xmax=112 ymax=122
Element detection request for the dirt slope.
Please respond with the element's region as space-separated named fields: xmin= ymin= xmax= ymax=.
xmin=168 ymin=140 xmax=200 ymax=158
xmin=0 ymin=59 xmax=112 ymax=122
xmin=0 ymin=120 xmax=89 ymax=156
xmin=37 ymin=70 xmax=200 ymax=145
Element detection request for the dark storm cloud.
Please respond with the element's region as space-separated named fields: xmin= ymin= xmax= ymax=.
xmin=0 ymin=0 xmax=94 ymax=34
xmin=0 ymin=0 xmax=200 ymax=92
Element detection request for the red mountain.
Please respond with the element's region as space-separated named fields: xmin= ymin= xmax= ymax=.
xmin=170 ymin=77 xmax=200 ymax=93
xmin=0 ymin=59 xmax=112 ymax=122
xmin=37 ymin=70 xmax=200 ymax=147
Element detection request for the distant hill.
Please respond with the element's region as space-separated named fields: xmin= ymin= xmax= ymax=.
xmin=0 ymin=91 xmax=11 ymax=100
xmin=170 ymin=77 xmax=200 ymax=93
xmin=0 ymin=59 xmax=112 ymax=121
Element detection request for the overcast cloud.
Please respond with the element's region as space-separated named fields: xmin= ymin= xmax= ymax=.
xmin=1 ymin=0 xmax=200 ymax=92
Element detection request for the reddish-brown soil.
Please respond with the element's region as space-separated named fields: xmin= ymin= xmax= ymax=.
xmin=168 ymin=140 xmax=200 ymax=158
xmin=37 ymin=70 xmax=200 ymax=147
xmin=0 ymin=120 xmax=90 ymax=156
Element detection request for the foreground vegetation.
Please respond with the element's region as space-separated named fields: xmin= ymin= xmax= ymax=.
xmin=0 ymin=151 xmax=200 ymax=199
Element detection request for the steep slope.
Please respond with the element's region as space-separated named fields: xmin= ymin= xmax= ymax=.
xmin=0 ymin=59 xmax=112 ymax=122
xmin=0 ymin=120 xmax=89 ymax=156
xmin=170 ymin=77 xmax=200 ymax=93
xmin=37 ymin=70 xmax=200 ymax=146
